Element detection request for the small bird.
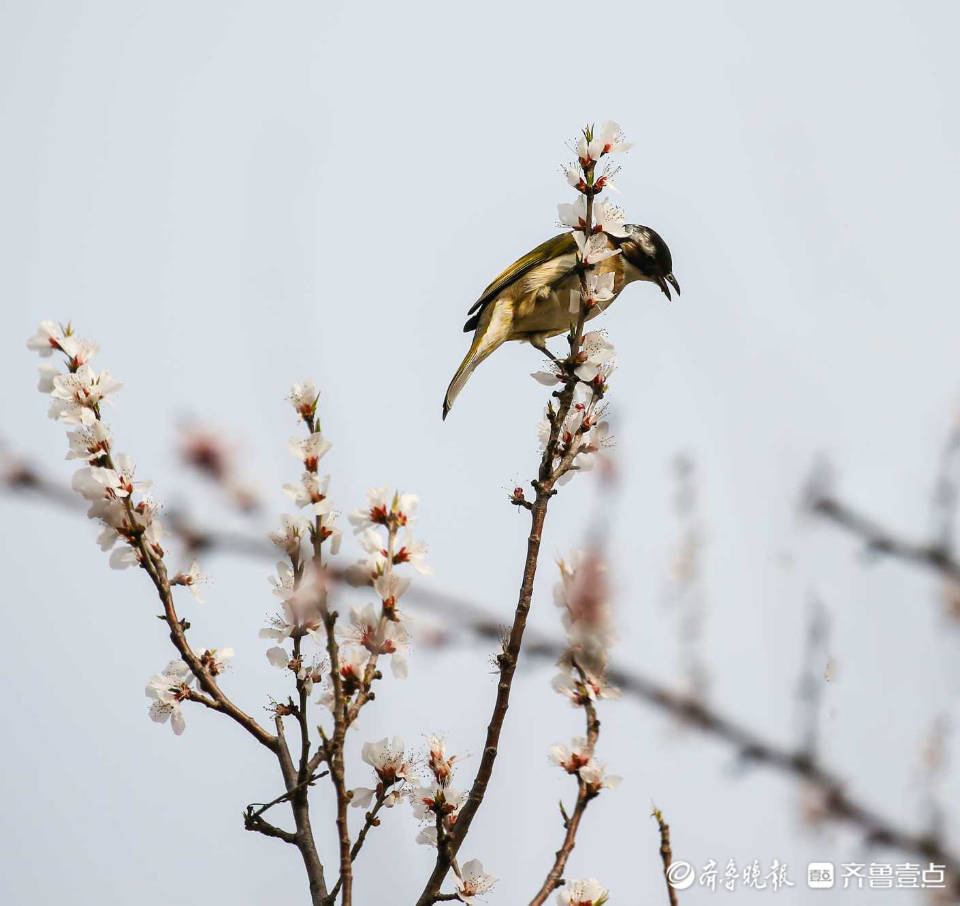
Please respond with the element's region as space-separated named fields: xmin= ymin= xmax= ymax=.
xmin=442 ymin=225 xmax=679 ymax=419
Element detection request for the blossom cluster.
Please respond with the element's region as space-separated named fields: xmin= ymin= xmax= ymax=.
xmin=549 ymin=549 xmax=621 ymax=790
xmin=532 ymin=122 xmax=632 ymax=483
xmin=261 ymin=383 xmax=429 ymax=715
xmin=27 ymin=320 xmax=231 ymax=737
xmin=411 ymin=735 xmax=498 ymax=903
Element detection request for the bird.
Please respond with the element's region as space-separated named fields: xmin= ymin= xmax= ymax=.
xmin=442 ymin=224 xmax=679 ymax=419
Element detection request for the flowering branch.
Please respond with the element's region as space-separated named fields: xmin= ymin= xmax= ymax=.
xmin=6 ymin=451 xmax=959 ymax=890
xmin=416 ymin=122 xmax=628 ymax=906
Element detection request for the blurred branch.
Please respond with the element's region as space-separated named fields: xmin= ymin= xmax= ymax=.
xmin=5 ymin=457 xmax=960 ymax=892
xmin=810 ymin=492 xmax=960 ymax=583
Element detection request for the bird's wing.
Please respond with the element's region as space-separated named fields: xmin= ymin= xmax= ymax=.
xmin=466 ymin=232 xmax=577 ymax=317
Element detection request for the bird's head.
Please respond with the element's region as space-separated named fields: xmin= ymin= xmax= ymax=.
xmin=616 ymin=224 xmax=680 ymax=300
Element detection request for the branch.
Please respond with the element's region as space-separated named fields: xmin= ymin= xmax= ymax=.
xmin=652 ymin=806 xmax=679 ymax=906
xmin=529 ymin=666 xmax=601 ymax=905
xmin=810 ymin=493 xmax=960 ymax=583
xmin=8 ymin=462 xmax=960 ymax=890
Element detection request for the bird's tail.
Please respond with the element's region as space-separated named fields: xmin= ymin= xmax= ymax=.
xmin=442 ymin=333 xmax=502 ymax=420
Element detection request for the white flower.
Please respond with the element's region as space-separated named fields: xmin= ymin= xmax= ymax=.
xmin=37 ymin=363 xmax=59 ymax=392
xmin=455 ymin=859 xmax=498 ymax=904
xmin=578 ymin=759 xmax=621 ymax=793
xmin=288 ymin=381 xmax=319 ymax=421
xmin=415 ymin=825 xmax=438 ymax=847
xmin=558 ymin=195 xmax=590 ymax=234
xmin=557 ymin=878 xmax=609 ymax=906
xmin=283 ymin=472 xmax=332 ymax=515
xmin=393 ymin=534 xmax=431 ymax=575
xmin=48 ymin=365 xmax=122 ymax=424
xmin=552 ymin=669 xmax=620 ymax=705
xmin=574 ymin=332 xmax=616 ymax=382
xmin=548 ymin=737 xmax=592 ymax=774
xmin=577 ymin=120 xmax=633 ymax=163
xmin=317 ymin=511 xmax=342 ymax=555
xmin=266 ymin=645 xmax=291 ymax=668
xmin=574 ymin=232 xmax=619 ymax=267
xmin=349 ymin=487 xmax=418 ymax=532
xmin=288 ymin=432 xmax=332 ymax=471
xmin=562 ymin=163 xmax=587 ymax=191
xmin=59 ymin=335 xmax=99 ymax=368
xmin=343 ymin=603 xmax=409 ymax=678
xmin=531 ymin=368 xmax=562 ymax=386
xmin=173 ymin=560 xmax=207 ymax=603
xmin=591 ymin=199 xmax=628 ymax=238
xmin=361 ymin=736 xmax=415 ymax=785
xmin=268 ymin=514 xmax=311 ymax=557
xmin=553 ymin=550 xmax=615 ymax=649
xmin=411 ymin=783 xmax=464 ymax=821
xmin=570 ymin=273 xmax=616 ymax=315
xmin=334 ymin=645 xmax=370 ymax=688
xmin=110 ymin=545 xmax=140 ymax=570
xmin=26 ymin=321 xmax=65 ymax=357
xmin=145 ymin=660 xmax=193 ymax=736
xmin=197 ymin=647 xmax=234 ymax=676
xmin=426 ymin=734 xmax=457 ymax=785
xmin=65 ymin=422 xmax=112 ymax=461
xmin=269 ymin=561 xmax=297 ymax=599
xmin=374 ymin=572 xmax=410 ymax=606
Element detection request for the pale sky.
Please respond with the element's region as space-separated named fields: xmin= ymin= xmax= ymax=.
xmin=2 ymin=1 xmax=960 ymax=904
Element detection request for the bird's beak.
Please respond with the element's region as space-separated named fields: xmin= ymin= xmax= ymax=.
xmin=666 ymin=273 xmax=681 ymax=295
xmin=655 ymin=275 xmax=672 ymax=301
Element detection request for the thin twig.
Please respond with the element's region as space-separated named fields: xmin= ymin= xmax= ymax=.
xmin=652 ymin=806 xmax=679 ymax=906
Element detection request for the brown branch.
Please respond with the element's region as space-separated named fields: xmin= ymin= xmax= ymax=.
xmin=244 ymin=812 xmax=298 ymax=844
xmin=275 ymin=716 xmax=329 ymax=905
xmin=652 ymin=806 xmax=679 ymax=906
xmin=810 ymin=494 xmax=960 ymax=583
xmin=529 ymin=667 xmax=601 ymax=905
xmin=8 ymin=463 xmax=960 ymax=892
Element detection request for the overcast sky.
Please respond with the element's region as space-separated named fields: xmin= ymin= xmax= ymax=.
xmin=2 ymin=1 xmax=960 ymax=904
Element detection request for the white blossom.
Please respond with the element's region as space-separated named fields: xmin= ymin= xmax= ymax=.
xmin=392 ymin=534 xmax=431 ymax=575
xmin=266 ymin=645 xmax=292 ymax=668
xmin=591 ymin=198 xmax=628 ymax=238
xmin=37 ymin=363 xmax=59 ymax=392
xmin=374 ymin=572 xmax=410 ymax=606
xmin=578 ymin=759 xmax=621 ymax=793
xmin=557 ymin=878 xmax=609 ymax=906
xmin=26 ymin=321 xmax=66 ymax=357
xmin=288 ymin=432 xmax=332 ymax=471
xmin=268 ymin=514 xmax=311 ymax=557
xmin=548 ymin=737 xmax=592 ymax=774
xmin=343 ymin=603 xmax=409 ymax=678
xmin=65 ymin=422 xmax=112 ymax=461
xmin=288 ymin=381 xmax=319 ymax=421
xmin=410 ymin=783 xmax=464 ymax=822
xmin=361 ymin=736 xmax=415 ymax=785
xmin=283 ymin=471 xmax=332 ymax=515
xmin=426 ymin=734 xmax=457 ymax=785
xmin=552 ymin=668 xmax=620 ymax=705
xmin=574 ymin=232 xmax=620 ymax=267
xmin=577 ymin=119 xmax=633 ymax=163
xmin=197 ymin=647 xmax=234 ymax=676
xmin=455 ymin=859 xmax=498 ymax=904
xmin=47 ymin=364 xmax=122 ymax=424
xmin=173 ymin=560 xmax=207 ymax=603
xmin=317 ymin=511 xmax=342 ymax=555
xmin=574 ymin=331 xmax=616 ymax=383
xmin=349 ymin=488 xmax=418 ymax=532
xmin=145 ymin=660 xmax=193 ymax=736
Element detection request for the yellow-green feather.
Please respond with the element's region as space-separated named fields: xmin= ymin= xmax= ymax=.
xmin=467 ymin=232 xmax=577 ymax=316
